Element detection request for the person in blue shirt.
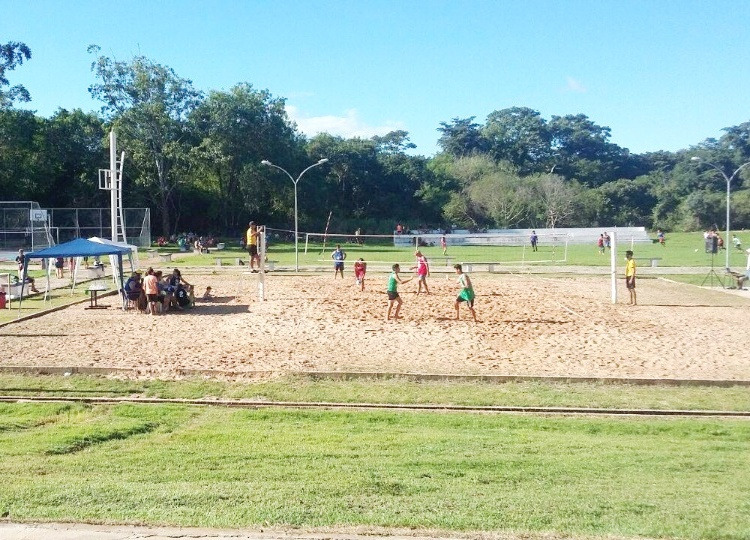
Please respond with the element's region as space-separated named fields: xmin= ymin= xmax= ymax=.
xmin=331 ymin=244 xmax=346 ymax=279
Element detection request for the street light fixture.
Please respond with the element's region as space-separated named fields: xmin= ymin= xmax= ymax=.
xmin=261 ymin=158 xmax=329 ymax=272
xmin=691 ymin=156 xmax=750 ymax=269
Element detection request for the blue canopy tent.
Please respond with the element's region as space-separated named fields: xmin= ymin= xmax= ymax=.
xmin=21 ymin=238 xmax=132 ymax=312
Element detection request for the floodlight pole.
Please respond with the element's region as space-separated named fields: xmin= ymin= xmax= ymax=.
xmin=261 ymin=158 xmax=328 ymax=272
xmin=691 ymin=157 xmax=750 ymax=269
xmin=110 ymin=131 xmax=118 ymax=241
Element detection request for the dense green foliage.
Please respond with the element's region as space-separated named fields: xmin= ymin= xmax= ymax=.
xmin=2 ymin=46 xmax=749 ymax=235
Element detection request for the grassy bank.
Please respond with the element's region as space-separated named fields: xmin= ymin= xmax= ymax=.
xmin=1 ymin=373 xmax=749 ymax=411
xmin=0 ymin=402 xmax=748 ymax=539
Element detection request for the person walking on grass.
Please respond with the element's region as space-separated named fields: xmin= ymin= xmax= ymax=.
xmin=625 ymin=250 xmax=637 ymax=306
xmin=332 ymin=244 xmax=346 ymax=279
xmin=411 ymin=250 xmax=430 ymax=294
xmin=454 ymin=264 xmax=477 ymax=322
xmin=440 ymin=235 xmax=447 ymax=255
xmin=530 ymin=230 xmax=538 ymax=252
xmin=386 ymin=264 xmax=412 ymax=321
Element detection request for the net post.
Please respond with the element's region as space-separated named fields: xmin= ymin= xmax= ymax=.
xmin=258 ymin=225 xmax=266 ymax=301
xmin=610 ymin=231 xmax=617 ymax=304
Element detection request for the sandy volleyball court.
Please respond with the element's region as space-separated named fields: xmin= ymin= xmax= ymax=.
xmin=1 ymin=271 xmax=749 ymax=381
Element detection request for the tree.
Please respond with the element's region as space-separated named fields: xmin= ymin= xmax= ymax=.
xmin=88 ymin=49 xmax=203 ymax=235
xmin=534 ymin=173 xmax=579 ymax=228
xmin=594 ymin=177 xmax=657 ymax=227
xmin=372 ymin=130 xmax=416 ymax=154
xmin=189 ymin=83 xmax=300 ymax=231
xmin=38 ymin=109 xmax=107 ymax=207
xmin=437 ymin=117 xmax=485 ymax=157
xmin=482 ymin=107 xmax=551 ymax=173
xmin=0 ymin=41 xmax=31 ymax=108
xmin=548 ymin=114 xmax=632 ymax=186
xmin=441 ymin=154 xmax=530 ymax=228
xmin=0 ymin=108 xmax=41 ymax=198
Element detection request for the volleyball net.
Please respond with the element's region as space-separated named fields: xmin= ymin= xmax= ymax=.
xmin=265 ymin=228 xmax=569 ymax=266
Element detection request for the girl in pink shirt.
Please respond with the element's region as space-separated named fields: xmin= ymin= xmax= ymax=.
xmin=411 ymin=250 xmax=430 ymax=295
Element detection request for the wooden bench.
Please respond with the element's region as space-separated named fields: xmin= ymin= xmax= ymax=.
xmin=635 ymin=257 xmax=662 ymax=268
xmin=429 ymin=256 xmax=455 ymax=267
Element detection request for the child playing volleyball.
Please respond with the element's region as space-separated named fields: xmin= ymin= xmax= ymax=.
xmin=354 ymin=258 xmax=367 ymax=291
xmin=411 ymin=250 xmax=430 ymax=295
xmin=454 ymin=264 xmax=477 ymax=322
xmin=386 ymin=264 xmax=412 ymax=321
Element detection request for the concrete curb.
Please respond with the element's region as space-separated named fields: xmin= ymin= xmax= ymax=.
xmin=0 ymin=367 xmax=748 ymax=387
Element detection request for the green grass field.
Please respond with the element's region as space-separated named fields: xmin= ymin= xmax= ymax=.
xmin=0 ymin=400 xmax=748 ymax=539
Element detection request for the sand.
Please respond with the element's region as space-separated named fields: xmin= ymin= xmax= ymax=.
xmin=1 ymin=271 xmax=749 ymax=381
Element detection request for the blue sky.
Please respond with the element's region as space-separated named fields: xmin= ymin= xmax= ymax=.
xmin=3 ymin=0 xmax=749 ymax=156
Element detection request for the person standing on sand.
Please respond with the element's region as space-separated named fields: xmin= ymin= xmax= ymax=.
xmin=411 ymin=250 xmax=430 ymax=294
xmin=246 ymin=221 xmax=260 ymax=272
xmin=143 ymin=267 xmax=160 ymax=315
xmin=625 ymin=250 xmax=637 ymax=306
xmin=331 ymin=244 xmax=346 ymax=278
xmin=453 ymin=264 xmax=477 ymax=322
xmin=386 ymin=264 xmax=412 ymax=321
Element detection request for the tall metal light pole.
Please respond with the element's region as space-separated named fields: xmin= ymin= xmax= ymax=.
xmin=691 ymin=156 xmax=750 ymax=269
xmin=261 ymin=158 xmax=328 ymax=272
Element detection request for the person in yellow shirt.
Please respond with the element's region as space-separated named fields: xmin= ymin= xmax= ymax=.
xmin=245 ymin=221 xmax=260 ymax=272
xmin=625 ymin=250 xmax=636 ymax=305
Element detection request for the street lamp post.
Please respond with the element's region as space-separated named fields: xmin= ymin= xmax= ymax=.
xmin=261 ymin=158 xmax=328 ymax=272
xmin=691 ymin=156 xmax=750 ymax=269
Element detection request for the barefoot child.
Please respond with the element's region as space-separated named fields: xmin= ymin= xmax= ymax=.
xmin=410 ymin=250 xmax=430 ymax=295
xmin=386 ymin=264 xmax=412 ymax=321
xmin=625 ymin=250 xmax=637 ymax=305
xmin=354 ymin=258 xmax=367 ymax=291
xmin=454 ymin=264 xmax=477 ymax=322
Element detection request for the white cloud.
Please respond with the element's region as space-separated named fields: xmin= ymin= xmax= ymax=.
xmin=287 ymin=105 xmax=405 ymax=139
xmin=564 ymin=76 xmax=587 ymax=93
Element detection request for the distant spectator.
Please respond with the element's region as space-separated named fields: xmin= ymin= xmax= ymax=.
xmin=733 ymin=234 xmax=742 ymax=251
xmin=54 ymin=257 xmax=64 ymax=278
xmin=530 ymin=231 xmax=538 ymax=252
xmin=657 ymin=229 xmax=665 ymax=246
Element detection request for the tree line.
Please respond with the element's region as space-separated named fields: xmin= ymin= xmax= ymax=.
xmin=1 ymin=42 xmax=749 ymax=236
